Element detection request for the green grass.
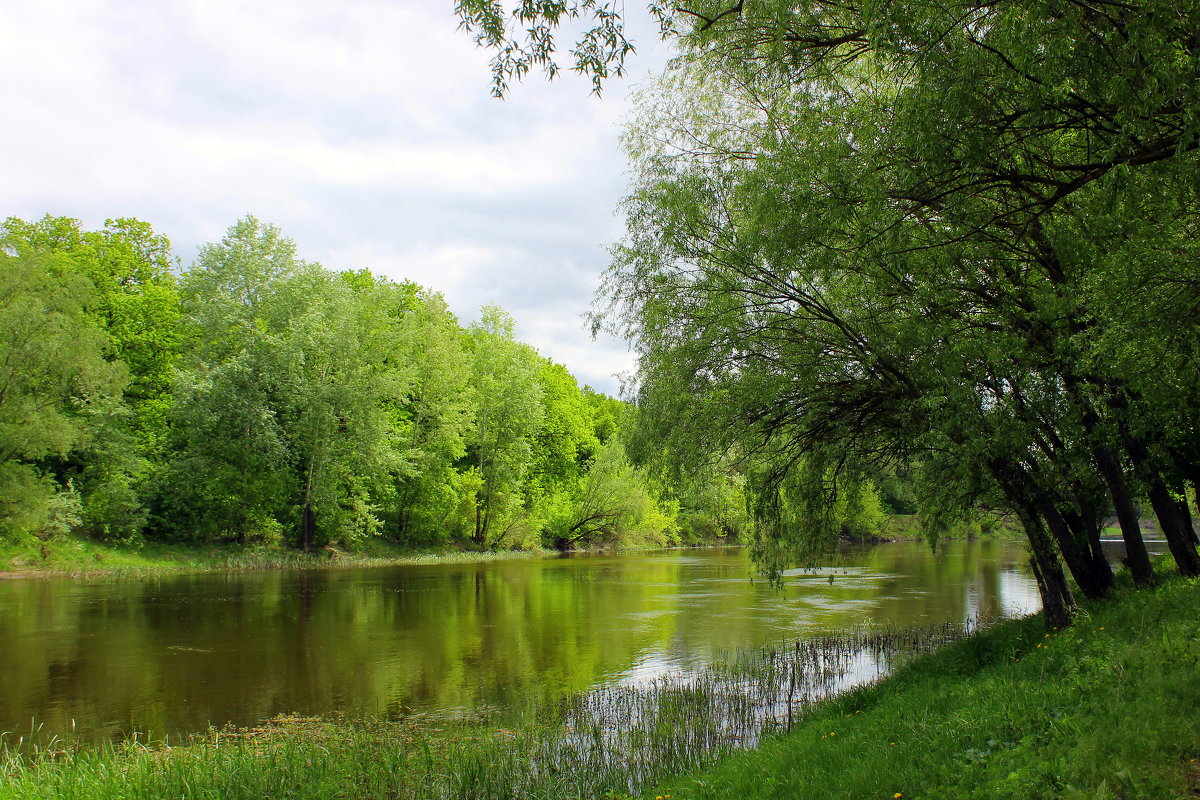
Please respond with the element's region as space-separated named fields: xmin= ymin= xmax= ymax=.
xmin=2 ymin=575 xmax=1196 ymax=799
xmin=0 ymin=535 xmax=548 ymax=579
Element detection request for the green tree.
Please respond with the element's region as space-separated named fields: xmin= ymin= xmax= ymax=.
xmin=1 ymin=216 xmax=180 ymax=542
xmin=165 ymin=217 xmax=409 ymax=549
xmin=1 ymin=216 xmax=180 ymax=456
xmin=384 ymin=289 xmax=476 ymax=544
xmin=464 ymin=0 xmax=1200 ymax=620
xmin=0 ymin=248 xmax=126 ymax=540
xmin=277 ymin=267 xmax=405 ymax=551
xmin=162 ymin=217 xmax=299 ymax=543
xmin=546 ymin=437 xmax=679 ymax=549
xmin=464 ymin=306 xmax=545 ymax=547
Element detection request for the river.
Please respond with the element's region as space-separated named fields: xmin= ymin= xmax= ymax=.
xmin=0 ymin=540 xmax=1042 ymax=744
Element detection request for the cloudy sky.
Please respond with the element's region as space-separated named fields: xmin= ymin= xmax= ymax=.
xmin=1 ymin=0 xmax=672 ymax=395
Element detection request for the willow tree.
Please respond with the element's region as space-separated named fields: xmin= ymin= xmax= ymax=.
xmin=382 ymin=288 xmax=475 ymax=544
xmin=458 ymin=0 xmax=1200 ymax=622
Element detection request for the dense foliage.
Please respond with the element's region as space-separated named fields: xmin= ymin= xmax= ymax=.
xmin=0 ymin=215 xmax=739 ymax=553
xmin=459 ymin=0 xmax=1200 ymax=624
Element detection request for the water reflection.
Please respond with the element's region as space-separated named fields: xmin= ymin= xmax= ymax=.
xmin=0 ymin=540 xmax=1039 ymax=744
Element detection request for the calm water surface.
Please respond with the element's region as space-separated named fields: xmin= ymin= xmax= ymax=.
xmin=0 ymin=541 xmax=1040 ymax=743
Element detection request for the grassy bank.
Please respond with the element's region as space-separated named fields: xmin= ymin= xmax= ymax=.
xmin=654 ymin=573 xmax=1200 ymax=800
xmin=2 ymin=575 xmax=1196 ymax=799
xmin=0 ymin=514 xmax=1012 ymax=579
xmin=0 ymin=536 xmax=550 ymax=579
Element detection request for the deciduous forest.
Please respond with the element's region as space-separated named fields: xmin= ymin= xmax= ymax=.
xmin=0 ymin=214 xmax=743 ymax=555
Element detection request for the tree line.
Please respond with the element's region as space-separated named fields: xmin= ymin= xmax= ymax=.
xmin=0 ymin=215 xmax=740 ymax=553
xmin=456 ymin=0 xmax=1200 ymax=625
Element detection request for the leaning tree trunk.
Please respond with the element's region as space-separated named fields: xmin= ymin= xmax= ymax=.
xmin=1061 ymin=497 xmax=1113 ymax=598
xmin=1036 ymin=498 xmax=1111 ymax=600
xmin=996 ymin=459 xmax=1111 ymax=600
xmin=1028 ymin=553 xmax=1072 ymax=630
xmin=1103 ymin=391 xmax=1200 ymax=576
xmin=1178 ymin=496 xmax=1199 ymax=546
xmin=1092 ymin=443 xmax=1156 ymax=585
xmin=1120 ymin=432 xmax=1200 ymax=576
xmin=1068 ymin=382 xmax=1155 ymax=585
xmin=992 ymin=463 xmax=1075 ymax=627
xmin=1144 ymin=474 xmax=1200 ymax=576
xmin=1025 ymin=514 xmax=1076 ymax=630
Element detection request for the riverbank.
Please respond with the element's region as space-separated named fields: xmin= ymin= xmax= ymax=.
xmin=0 ymin=535 xmax=552 ymax=579
xmin=0 ymin=513 xmax=1023 ymax=579
xmin=2 ymin=570 xmax=1195 ymax=799
xmin=654 ymin=571 xmax=1200 ymax=800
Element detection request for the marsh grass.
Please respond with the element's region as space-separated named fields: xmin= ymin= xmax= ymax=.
xmin=0 ymin=622 xmax=972 ymax=799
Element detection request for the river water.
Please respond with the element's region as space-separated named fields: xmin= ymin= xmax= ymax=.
xmin=0 ymin=540 xmax=1042 ymax=744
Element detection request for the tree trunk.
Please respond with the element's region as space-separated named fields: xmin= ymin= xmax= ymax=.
xmin=1029 ymin=555 xmax=1072 ymax=631
xmin=996 ymin=458 xmax=1110 ymax=600
xmin=1067 ymin=382 xmax=1155 ymax=585
xmin=1092 ymin=444 xmax=1155 ymax=585
xmin=991 ymin=461 xmax=1075 ymax=626
xmin=1189 ymin=477 xmax=1200 ymax=544
xmin=1145 ymin=475 xmax=1200 ymax=576
xmin=1036 ymin=498 xmax=1110 ymax=600
xmin=301 ymin=503 xmax=315 ymax=553
xmin=1179 ymin=494 xmax=1199 ymax=546
xmin=1103 ymin=391 xmax=1199 ymax=576
xmin=1060 ymin=506 xmax=1113 ymax=597
xmin=1120 ymin=433 xmax=1200 ymax=576
xmin=1025 ymin=514 xmax=1075 ymax=629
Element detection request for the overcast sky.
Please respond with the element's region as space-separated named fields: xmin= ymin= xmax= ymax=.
xmin=1 ymin=0 xmax=672 ymax=395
